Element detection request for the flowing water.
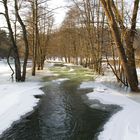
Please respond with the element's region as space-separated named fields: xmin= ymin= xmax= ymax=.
xmin=0 ymin=66 xmax=119 ymax=140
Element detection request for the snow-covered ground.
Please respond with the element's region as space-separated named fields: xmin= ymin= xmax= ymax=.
xmin=1 ymin=59 xmax=140 ymax=140
xmin=0 ymin=82 xmax=43 ymax=136
xmin=0 ymin=60 xmax=54 ymax=136
xmin=80 ymin=69 xmax=140 ymax=140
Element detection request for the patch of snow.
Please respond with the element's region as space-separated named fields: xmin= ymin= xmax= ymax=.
xmin=137 ymin=69 xmax=140 ymax=77
xmin=46 ymin=58 xmax=65 ymax=63
xmin=52 ymin=78 xmax=69 ymax=84
xmin=0 ymin=61 xmax=50 ymax=136
xmin=80 ymin=79 xmax=140 ymax=140
xmin=64 ymin=63 xmax=76 ymax=66
xmin=0 ymin=82 xmax=43 ymax=136
xmin=69 ymin=68 xmax=74 ymax=72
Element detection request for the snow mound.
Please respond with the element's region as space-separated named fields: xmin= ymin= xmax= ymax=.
xmin=0 ymin=61 xmax=45 ymax=136
xmin=80 ymin=81 xmax=140 ymax=140
xmin=0 ymin=82 xmax=43 ymax=136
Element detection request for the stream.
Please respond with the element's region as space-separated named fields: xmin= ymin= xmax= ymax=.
xmin=0 ymin=66 xmax=119 ymax=140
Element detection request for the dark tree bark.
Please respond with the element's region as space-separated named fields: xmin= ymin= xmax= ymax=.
xmin=32 ymin=0 xmax=38 ymax=75
xmin=3 ymin=0 xmax=22 ymax=81
xmin=125 ymin=0 xmax=140 ymax=86
xmin=100 ymin=0 xmax=139 ymax=91
xmin=15 ymin=0 xmax=29 ymax=81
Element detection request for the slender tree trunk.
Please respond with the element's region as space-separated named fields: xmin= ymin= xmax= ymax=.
xmin=15 ymin=0 xmax=29 ymax=81
xmin=3 ymin=0 xmax=21 ymax=81
xmin=100 ymin=0 xmax=139 ymax=91
xmin=125 ymin=0 xmax=139 ymax=85
xmin=32 ymin=0 xmax=37 ymax=76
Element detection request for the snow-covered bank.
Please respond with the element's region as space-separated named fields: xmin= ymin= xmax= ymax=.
xmin=80 ymin=79 xmax=140 ymax=140
xmin=0 ymin=61 xmax=54 ymax=136
xmin=0 ymin=82 xmax=43 ymax=136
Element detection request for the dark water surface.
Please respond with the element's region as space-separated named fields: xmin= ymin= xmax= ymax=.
xmin=0 ymin=79 xmax=117 ymax=140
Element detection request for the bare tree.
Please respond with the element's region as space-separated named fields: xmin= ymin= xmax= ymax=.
xmin=26 ymin=0 xmax=53 ymax=75
xmin=15 ymin=0 xmax=29 ymax=81
xmin=1 ymin=0 xmax=29 ymax=81
xmin=100 ymin=0 xmax=140 ymax=91
xmin=2 ymin=0 xmax=22 ymax=81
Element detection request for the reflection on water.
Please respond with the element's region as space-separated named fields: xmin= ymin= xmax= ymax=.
xmin=0 ymin=80 xmax=118 ymax=140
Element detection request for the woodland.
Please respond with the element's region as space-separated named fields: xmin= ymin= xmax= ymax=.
xmin=0 ymin=0 xmax=140 ymax=91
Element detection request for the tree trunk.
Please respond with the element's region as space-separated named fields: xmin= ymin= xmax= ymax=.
xmin=3 ymin=0 xmax=21 ymax=81
xmin=100 ymin=0 xmax=139 ymax=91
xmin=125 ymin=0 xmax=140 ymax=86
xmin=125 ymin=31 xmax=138 ymax=86
xmin=15 ymin=0 xmax=29 ymax=81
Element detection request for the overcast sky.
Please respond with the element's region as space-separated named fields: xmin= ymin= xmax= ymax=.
xmin=0 ymin=0 xmax=68 ymax=29
xmin=48 ymin=0 xmax=68 ymax=27
xmin=0 ymin=0 xmax=139 ymax=29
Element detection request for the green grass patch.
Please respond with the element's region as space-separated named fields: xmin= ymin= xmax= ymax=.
xmin=42 ymin=75 xmax=58 ymax=81
xmin=45 ymin=65 xmax=95 ymax=83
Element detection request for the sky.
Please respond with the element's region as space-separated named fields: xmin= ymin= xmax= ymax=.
xmin=0 ymin=0 xmax=139 ymax=29
xmin=0 ymin=3 xmax=6 ymax=29
xmin=0 ymin=0 xmax=68 ymax=29
xmin=48 ymin=0 xmax=68 ymax=27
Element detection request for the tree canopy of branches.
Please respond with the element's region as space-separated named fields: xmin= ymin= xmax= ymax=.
xmin=1 ymin=0 xmax=25 ymax=81
xmin=0 ymin=0 xmax=140 ymax=91
xmin=47 ymin=0 xmax=140 ymax=91
xmin=26 ymin=0 xmax=53 ymax=75
xmin=100 ymin=0 xmax=140 ymax=91
xmin=0 ymin=0 xmax=54 ymax=80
